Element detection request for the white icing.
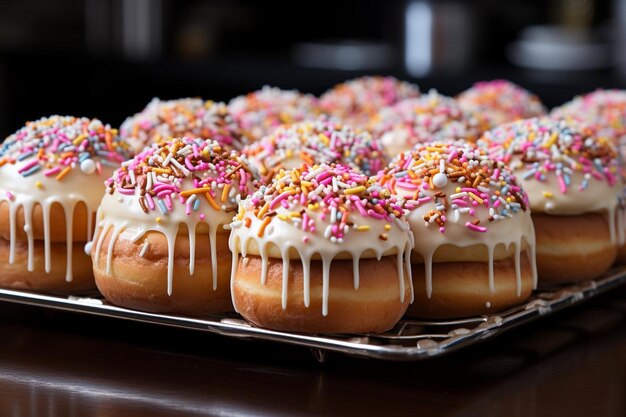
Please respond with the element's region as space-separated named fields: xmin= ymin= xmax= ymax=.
xmin=0 ymin=162 xmax=115 ymax=281
xmin=229 ymin=207 xmax=415 ymax=316
xmin=92 ymin=180 xmax=237 ymax=295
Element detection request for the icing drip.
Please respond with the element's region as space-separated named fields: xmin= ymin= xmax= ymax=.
xmin=229 ymin=163 xmax=414 ymax=317
xmin=0 ymin=116 xmax=128 ymax=281
xmin=481 ymin=117 xmax=625 ymax=246
xmin=92 ymin=137 xmax=256 ymax=295
xmin=379 ymin=141 xmax=537 ymax=298
xmin=242 ymin=115 xmax=388 ymax=180
xmin=120 ymin=98 xmax=251 ymax=154
xmin=228 ymin=86 xmax=320 ymax=142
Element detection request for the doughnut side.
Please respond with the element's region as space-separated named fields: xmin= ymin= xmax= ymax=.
xmin=408 ymin=253 xmax=534 ymax=318
xmin=92 ymin=226 xmax=233 ymax=315
xmin=232 ymin=254 xmax=411 ymax=333
xmin=533 ymin=212 xmax=617 ymax=283
xmin=0 ymin=238 xmax=95 ymax=293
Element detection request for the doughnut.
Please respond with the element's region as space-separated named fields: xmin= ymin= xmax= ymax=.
xmin=369 ymin=90 xmax=483 ymax=157
xmin=0 ymin=115 xmax=129 ymax=293
xmin=241 ymin=115 xmax=388 ymax=183
xmin=228 ymin=86 xmax=320 ymax=142
xmin=551 ymin=90 xmax=626 ymax=264
xmin=457 ymin=79 xmax=546 ymax=129
xmin=229 ymin=163 xmax=414 ymax=333
xmin=120 ymin=98 xmax=250 ymax=154
xmin=378 ymin=141 xmax=536 ymax=318
xmin=319 ymin=76 xmax=420 ymax=127
xmin=90 ymin=137 xmax=256 ymax=315
xmin=481 ymin=117 xmax=623 ymax=283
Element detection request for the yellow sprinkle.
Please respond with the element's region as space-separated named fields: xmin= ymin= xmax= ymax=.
xmin=319 ymin=133 xmax=330 ymax=145
xmin=35 ymin=181 xmax=43 ymax=189
xmin=356 ymin=225 xmax=371 ymax=232
xmin=542 ymin=191 xmax=553 ymax=198
xmin=156 ymin=217 xmax=162 ymax=223
xmin=277 ymin=214 xmax=288 ymax=221
xmin=455 ymin=187 xmax=461 ymax=193
xmin=384 ymin=224 xmax=391 ymax=230
xmin=72 ymin=134 xmax=86 ymax=145
xmin=307 ymin=203 xmax=319 ymax=210
xmin=543 ymin=132 xmax=558 ymax=148
xmin=344 ymin=186 xmax=366 ymax=195
xmin=257 ymin=202 xmax=270 ymax=218
xmin=468 ymin=191 xmax=484 ymax=204
xmin=180 ymin=187 xmax=209 ymax=197
xmin=151 ymin=167 xmax=172 ymax=175
xmin=289 ymin=212 xmax=302 ymax=217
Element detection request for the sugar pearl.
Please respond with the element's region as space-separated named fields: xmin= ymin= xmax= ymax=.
xmin=432 ymin=172 xmax=448 ymax=188
xmin=80 ymin=159 xmax=96 ymax=174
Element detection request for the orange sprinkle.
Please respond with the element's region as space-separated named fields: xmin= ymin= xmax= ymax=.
xmin=56 ymin=166 xmax=71 ymax=181
xmin=180 ymin=187 xmax=208 ymax=197
xmin=204 ymin=192 xmax=220 ymax=210
xmin=244 ymin=217 xmax=252 ymax=227
xmin=0 ymin=159 xmax=7 ymax=168
xmin=221 ymin=184 xmax=231 ymax=202
xmin=257 ymin=216 xmax=271 ymax=237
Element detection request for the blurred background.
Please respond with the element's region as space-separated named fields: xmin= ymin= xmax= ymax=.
xmin=0 ymin=0 xmax=623 ymax=136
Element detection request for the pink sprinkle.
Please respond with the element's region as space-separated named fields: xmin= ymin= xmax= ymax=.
xmin=18 ymin=160 xmax=39 ymax=173
xmin=6 ymin=191 xmax=14 ymax=201
xmin=270 ymin=191 xmax=293 ymax=210
xmin=465 ymin=222 xmax=487 ymax=232
xmin=145 ymin=193 xmax=155 ymax=210
xmin=44 ymin=166 xmax=61 ymax=177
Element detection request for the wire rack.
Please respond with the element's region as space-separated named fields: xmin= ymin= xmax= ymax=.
xmin=0 ymin=267 xmax=625 ymax=362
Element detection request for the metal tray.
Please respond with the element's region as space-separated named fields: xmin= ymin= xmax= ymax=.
xmin=0 ymin=267 xmax=625 ymax=362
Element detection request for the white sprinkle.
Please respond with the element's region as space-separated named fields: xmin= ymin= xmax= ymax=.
xmin=139 ymin=241 xmax=149 ymax=257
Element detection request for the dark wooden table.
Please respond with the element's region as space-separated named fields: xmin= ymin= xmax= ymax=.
xmin=0 ymin=286 xmax=625 ymax=417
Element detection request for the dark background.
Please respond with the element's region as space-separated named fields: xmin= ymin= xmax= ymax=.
xmin=0 ymin=0 xmax=624 ymax=136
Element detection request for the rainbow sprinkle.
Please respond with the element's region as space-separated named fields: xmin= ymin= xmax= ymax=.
xmin=106 ymin=137 xmax=257 ymax=215
xmin=242 ymin=116 xmax=388 ymax=181
xmin=369 ymin=90 xmax=483 ymax=150
xmin=120 ymin=98 xmax=250 ymax=154
xmin=236 ymin=163 xmax=407 ymax=243
xmin=320 ymin=76 xmax=420 ymax=126
xmin=0 ymin=115 xmax=128 ymax=179
xmin=480 ymin=117 xmax=619 ymax=193
xmin=457 ymin=80 xmax=546 ymax=129
xmin=377 ymin=141 xmax=529 ymax=234
xmin=228 ymin=86 xmax=320 ymax=142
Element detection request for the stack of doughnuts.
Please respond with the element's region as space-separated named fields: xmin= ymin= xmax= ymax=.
xmin=480 ymin=117 xmax=623 ymax=283
xmin=3 ymin=77 xmax=626 ymax=333
xmin=120 ymin=98 xmax=250 ymax=154
xmin=378 ymin=141 xmax=536 ymax=318
xmin=0 ymin=115 xmax=129 ymax=293
xmin=242 ymin=115 xmax=388 ymax=182
xmin=229 ymin=163 xmax=414 ymax=333
xmin=91 ymin=137 xmax=256 ymax=315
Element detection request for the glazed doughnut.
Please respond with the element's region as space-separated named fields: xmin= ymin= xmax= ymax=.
xmin=481 ymin=117 xmax=623 ymax=284
xmin=319 ymin=76 xmax=420 ymax=127
xmin=551 ymin=89 xmax=626 ymax=265
xmin=91 ymin=137 xmax=256 ymax=315
xmin=229 ymin=163 xmax=414 ymax=333
xmin=379 ymin=141 xmax=536 ymax=318
xmin=0 ymin=115 xmax=129 ymax=293
xmin=242 ymin=115 xmax=388 ymax=182
xmin=120 ymin=98 xmax=250 ymax=154
xmin=369 ymin=90 xmax=483 ymax=157
xmin=228 ymin=86 xmax=320 ymax=142
xmin=456 ymin=79 xmax=546 ymax=129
